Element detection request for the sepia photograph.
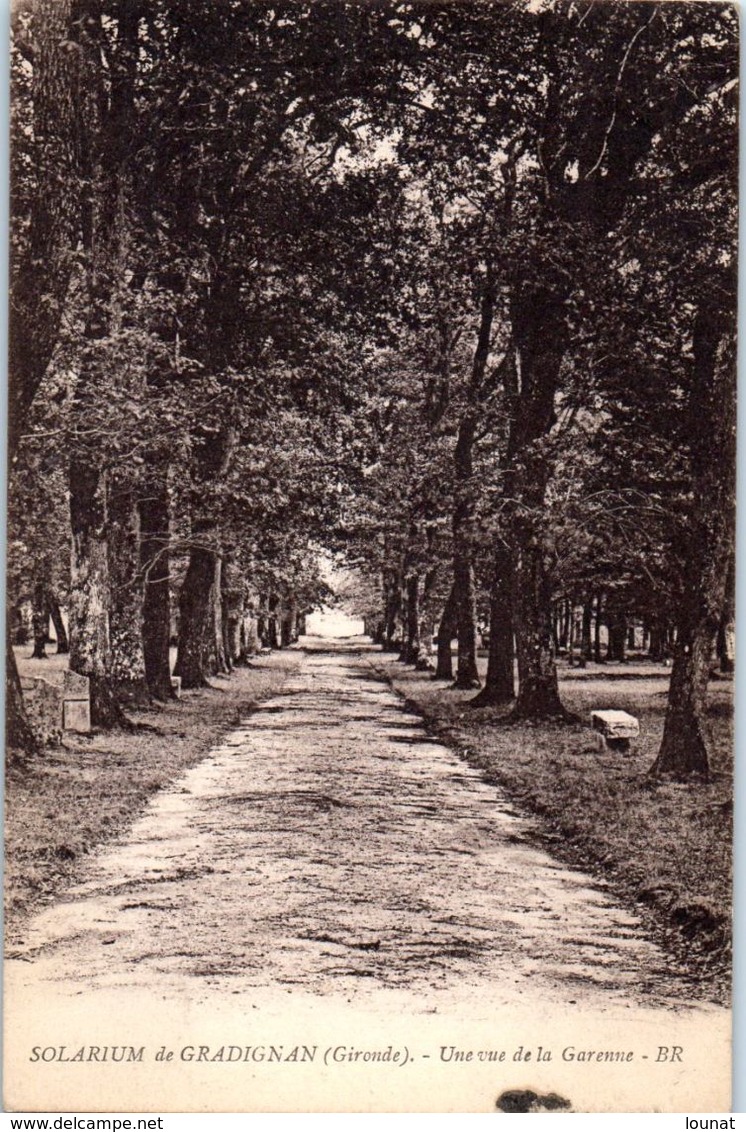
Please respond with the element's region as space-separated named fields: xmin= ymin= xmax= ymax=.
xmin=4 ymin=0 xmax=737 ymax=1115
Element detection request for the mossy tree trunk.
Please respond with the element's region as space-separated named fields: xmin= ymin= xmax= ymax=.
xmin=174 ymin=427 xmax=234 ymax=685
xmin=434 ymin=581 xmax=457 ymax=681
xmin=452 ymin=415 xmax=480 ymax=689
xmin=108 ymin=477 xmax=150 ymax=707
xmin=399 ymin=572 xmax=421 ymax=665
xmin=652 ymin=302 xmax=735 ymax=780
xmin=174 ymin=536 xmax=220 ymax=688
xmin=471 ymin=546 xmax=514 ymax=707
xmin=510 ymin=538 xmax=566 ymax=721
xmin=69 ymin=462 xmax=128 ymax=728
xmin=507 ymin=284 xmax=569 ymax=722
xmin=140 ymin=471 xmax=173 ymax=700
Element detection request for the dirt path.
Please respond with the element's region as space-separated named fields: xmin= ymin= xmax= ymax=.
xmin=5 ymin=640 xmax=729 ymax=1113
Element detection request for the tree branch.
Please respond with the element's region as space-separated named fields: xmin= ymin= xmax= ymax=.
xmin=584 ymin=8 xmax=658 ymax=181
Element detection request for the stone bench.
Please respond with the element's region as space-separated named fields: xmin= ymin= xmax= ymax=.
xmin=591 ymin=709 xmax=639 ymax=753
xmin=21 ymin=671 xmax=91 ymax=745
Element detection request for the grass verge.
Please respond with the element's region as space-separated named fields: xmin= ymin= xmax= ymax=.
xmin=372 ymin=653 xmax=732 ymax=1006
xmin=5 ymin=651 xmax=302 ymax=943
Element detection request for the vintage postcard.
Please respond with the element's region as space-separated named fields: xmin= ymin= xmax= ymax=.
xmin=5 ymin=0 xmax=736 ymax=1115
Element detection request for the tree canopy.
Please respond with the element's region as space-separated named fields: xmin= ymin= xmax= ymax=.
xmin=9 ymin=0 xmax=736 ymax=780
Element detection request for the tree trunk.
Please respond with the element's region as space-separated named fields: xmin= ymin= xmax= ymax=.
xmin=510 ymin=542 xmax=567 ymax=720
xmin=651 ymin=300 xmax=735 ymax=779
xmin=399 ymin=573 xmax=420 ymax=664
xmin=471 ymin=547 xmax=514 ymax=706
xmin=238 ymin=600 xmax=258 ymax=662
xmin=593 ymin=593 xmax=604 ymax=663
xmin=211 ymin=557 xmax=228 ymax=673
xmin=8 ymin=0 xmax=81 ymax=753
xmin=108 ymin=478 xmax=150 ymax=707
xmin=452 ymin=415 xmax=480 ymax=689
xmin=452 ymin=553 xmax=480 ymax=687
xmin=575 ymin=608 xmax=584 ymax=658
xmin=13 ymin=604 xmax=31 ymax=646
xmin=6 ymin=623 xmax=37 ymax=764
xmin=415 ymin=620 xmax=435 ymax=670
xmin=414 ymin=566 xmax=437 ymax=671
xmin=48 ymin=591 xmax=69 ymax=654
xmin=222 ymin=561 xmax=245 ymax=666
xmin=384 ymin=579 xmax=402 ymax=652
xmin=267 ymin=594 xmax=280 ymax=649
xmin=653 ymin=621 xmax=716 ymax=779
xmin=506 ymin=284 xmax=569 ymax=720
xmin=174 ymin=539 xmax=219 ymax=688
xmin=287 ymin=593 xmax=299 ymax=644
xmin=567 ymin=603 xmax=577 ymax=667
xmin=69 ymin=461 xmax=128 ymax=728
xmin=238 ymin=618 xmax=248 ymax=664
xmin=221 ymin=604 xmax=234 ymax=673
xmin=397 ymin=575 xmax=410 ymax=661
xmin=139 ymin=473 xmax=173 ymax=700
xmin=175 ymin=416 xmax=235 ymax=682
xmin=434 ymin=582 xmax=457 ymax=680
xmin=716 ymin=553 xmax=735 ymax=674
xmin=177 ymin=546 xmax=226 ymax=677
xmin=255 ymin=594 xmax=267 ymax=647
xmin=648 ymin=620 xmax=664 ymax=662
xmin=559 ymin=600 xmax=571 ymax=651
xmin=279 ymin=591 xmax=299 ymax=648
xmin=450 ymin=271 xmax=500 ymax=687
xmin=608 ymin=610 xmax=627 ymax=662
xmin=580 ymin=599 xmax=592 ymax=667
xmin=226 ymin=615 xmax=242 ymax=666
xmin=9 ymin=0 xmax=80 ymax=461
xmin=383 ymin=570 xmax=401 ymax=651
xmin=31 ymin=581 xmax=49 ymax=659
xmin=66 ymin=1 xmax=141 ymax=729
xmin=280 ymin=602 xmax=292 ymax=648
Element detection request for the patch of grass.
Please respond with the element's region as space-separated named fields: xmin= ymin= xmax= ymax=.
xmin=374 ymin=655 xmax=732 ymax=1005
xmin=5 ymin=652 xmax=302 ymax=942
xmin=13 ymin=647 xmax=70 ymax=685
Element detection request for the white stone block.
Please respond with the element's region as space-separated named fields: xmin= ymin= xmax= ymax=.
xmin=63 ymin=698 xmax=91 ymax=733
xmin=591 ymin=709 xmax=640 ymax=740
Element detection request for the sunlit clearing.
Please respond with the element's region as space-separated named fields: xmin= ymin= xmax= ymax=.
xmin=305 ymin=607 xmax=366 ymax=638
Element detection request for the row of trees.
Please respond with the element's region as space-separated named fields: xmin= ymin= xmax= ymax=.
xmin=324 ymin=0 xmax=737 ymax=777
xmin=9 ymin=0 xmax=736 ymax=781
xmin=9 ymin=0 xmax=378 ymax=739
